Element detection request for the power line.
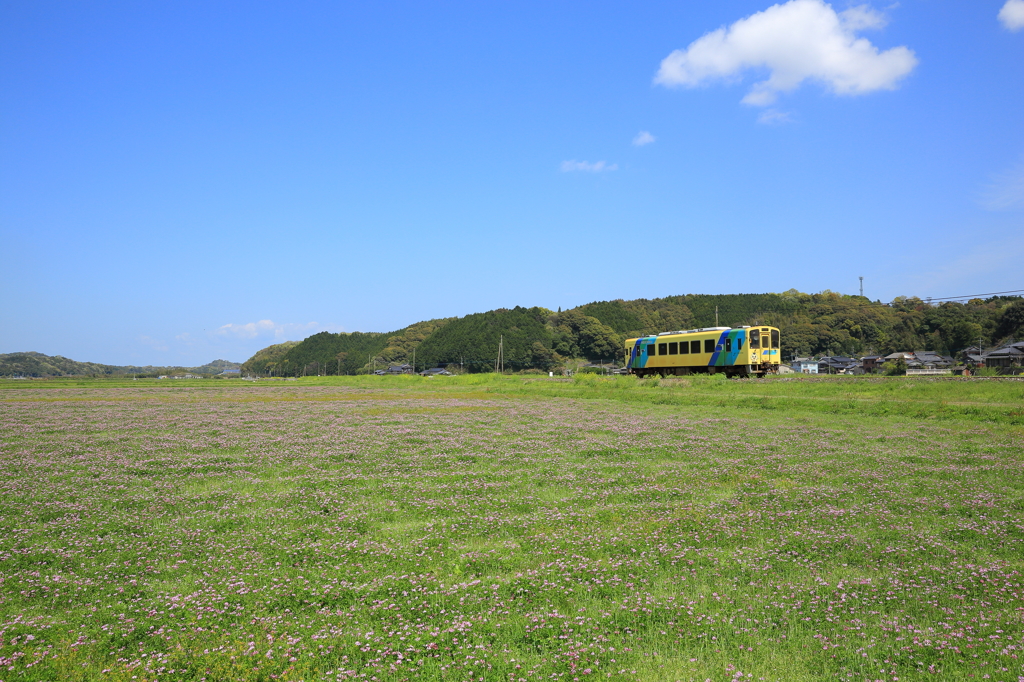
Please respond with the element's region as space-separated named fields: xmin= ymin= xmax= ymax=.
xmin=909 ymin=288 xmax=1024 ymax=302
xmin=736 ymin=288 xmax=1024 ymax=316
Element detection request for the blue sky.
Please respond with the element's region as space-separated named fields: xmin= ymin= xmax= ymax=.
xmin=2 ymin=0 xmax=1022 ymax=366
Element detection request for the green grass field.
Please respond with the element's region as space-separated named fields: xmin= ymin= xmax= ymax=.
xmin=1 ymin=375 xmax=1022 ymax=681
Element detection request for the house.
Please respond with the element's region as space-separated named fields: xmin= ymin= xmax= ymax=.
xmin=219 ymin=369 xmax=240 ymax=375
xmin=419 ymin=367 xmax=452 ymax=376
xmin=818 ymin=356 xmax=859 ymax=374
xmin=983 ymin=341 xmax=1024 ymax=370
xmin=385 ymin=364 xmax=414 ymax=375
xmin=961 ymin=346 xmax=985 ymax=366
xmin=791 ymin=358 xmax=818 ymax=374
xmin=883 ymin=352 xmax=914 ymax=363
xmin=860 ymin=355 xmax=884 ymax=373
xmin=911 ymin=351 xmax=952 ymax=369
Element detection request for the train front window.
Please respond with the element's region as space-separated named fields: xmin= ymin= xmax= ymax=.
xmin=749 ymin=330 xmax=760 ymax=348
xmin=771 ymin=329 xmax=780 ymax=349
xmin=668 ymin=342 xmax=678 ymax=354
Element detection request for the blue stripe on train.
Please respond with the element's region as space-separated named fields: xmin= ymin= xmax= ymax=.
xmin=708 ymin=330 xmax=733 ymax=366
xmin=630 ymin=337 xmax=656 ymax=369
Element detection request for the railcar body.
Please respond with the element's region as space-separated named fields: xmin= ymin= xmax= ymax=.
xmin=625 ymin=326 xmax=781 ymax=378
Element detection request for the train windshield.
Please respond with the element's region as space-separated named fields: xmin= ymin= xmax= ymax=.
xmin=771 ymin=329 xmax=780 ymax=349
xmin=749 ymin=330 xmax=760 ymax=349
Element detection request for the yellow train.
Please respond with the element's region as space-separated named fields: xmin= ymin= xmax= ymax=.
xmin=625 ymin=326 xmax=781 ymax=378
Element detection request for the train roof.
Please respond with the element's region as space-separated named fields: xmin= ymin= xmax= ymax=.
xmin=626 ymin=325 xmax=778 ymax=340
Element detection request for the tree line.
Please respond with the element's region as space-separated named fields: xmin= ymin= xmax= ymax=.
xmin=240 ymin=292 xmax=1024 ymax=375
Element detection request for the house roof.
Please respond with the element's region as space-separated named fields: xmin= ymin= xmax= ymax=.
xmin=819 ymin=358 xmax=857 ymax=367
xmin=987 ymin=345 xmax=1024 ymax=358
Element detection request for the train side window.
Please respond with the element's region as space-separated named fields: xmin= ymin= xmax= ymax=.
xmin=647 ymin=344 xmax=655 ymax=355
xmin=658 ymin=343 xmax=667 ymax=355
xmin=738 ymin=338 xmax=744 ymax=349
xmin=771 ymin=329 xmax=780 ymax=349
xmin=704 ymin=339 xmax=714 ymax=353
xmin=679 ymin=340 xmax=689 ymax=354
xmin=690 ymin=340 xmax=700 ymax=354
xmin=725 ymin=338 xmax=732 ymax=352
xmin=668 ymin=342 xmax=678 ymax=355
xmin=749 ymin=330 xmax=760 ymax=349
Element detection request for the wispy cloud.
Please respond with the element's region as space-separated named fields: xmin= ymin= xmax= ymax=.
xmin=214 ymin=320 xmax=337 ymax=340
xmin=979 ymin=157 xmax=1024 ymax=211
xmin=905 ymin=232 xmax=1024 ymax=294
xmin=632 ymin=131 xmax=656 ymax=146
xmin=137 ymin=335 xmax=168 ymax=352
xmin=757 ymin=109 xmax=794 ymax=125
xmin=999 ymin=0 xmax=1024 ymax=31
xmin=561 ymin=160 xmax=618 ymax=172
xmin=654 ymin=0 xmax=917 ymax=107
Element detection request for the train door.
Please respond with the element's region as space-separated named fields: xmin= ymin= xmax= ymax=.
xmin=748 ymin=329 xmax=761 ymax=375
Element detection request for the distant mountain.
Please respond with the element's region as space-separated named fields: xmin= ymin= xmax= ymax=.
xmin=0 ymin=352 xmax=241 ymax=378
xmin=242 ymin=290 xmax=1023 ymax=375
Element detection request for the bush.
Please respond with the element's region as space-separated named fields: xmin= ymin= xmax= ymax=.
xmin=882 ymin=358 xmax=907 ymax=376
xmin=572 ymin=372 xmax=603 ymax=386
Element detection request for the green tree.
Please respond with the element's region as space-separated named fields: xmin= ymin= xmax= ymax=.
xmin=552 ymin=311 xmax=622 ymax=362
xmin=996 ymin=301 xmax=1024 ymax=340
xmin=939 ymin=321 xmax=983 ymax=354
xmin=882 ymin=357 xmax=907 ymax=376
xmin=529 ymin=342 xmax=563 ymax=371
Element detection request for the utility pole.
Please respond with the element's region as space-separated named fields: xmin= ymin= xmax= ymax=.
xmin=715 ymin=306 xmax=719 ymax=327
xmin=412 ymin=347 xmax=415 ymax=375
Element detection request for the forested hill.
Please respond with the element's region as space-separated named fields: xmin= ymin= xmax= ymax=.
xmin=242 ymin=291 xmax=1024 ymax=375
xmin=0 ymin=352 xmax=241 ymax=378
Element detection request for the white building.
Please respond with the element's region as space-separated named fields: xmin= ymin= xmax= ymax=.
xmin=791 ymin=358 xmax=818 ymax=374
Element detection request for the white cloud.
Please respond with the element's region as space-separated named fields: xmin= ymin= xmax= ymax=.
xmin=757 ymin=108 xmax=794 ymax=124
xmin=980 ymin=157 xmax=1024 ymax=210
xmin=904 ymin=232 xmax=1024 ymax=294
xmin=137 ymin=335 xmax=168 ymax=352
xmin=632 ymin=131 xmax=656 ymax=146
xmin=999 ymin=0 xmax=1024 ymax=31
xmin=561 ymin=160 xmax=618 ymax=172
xmin=654 ymin=0 xmax=918 ymax=106
xmin=214 ymin=320 xmax=330 ymax=340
